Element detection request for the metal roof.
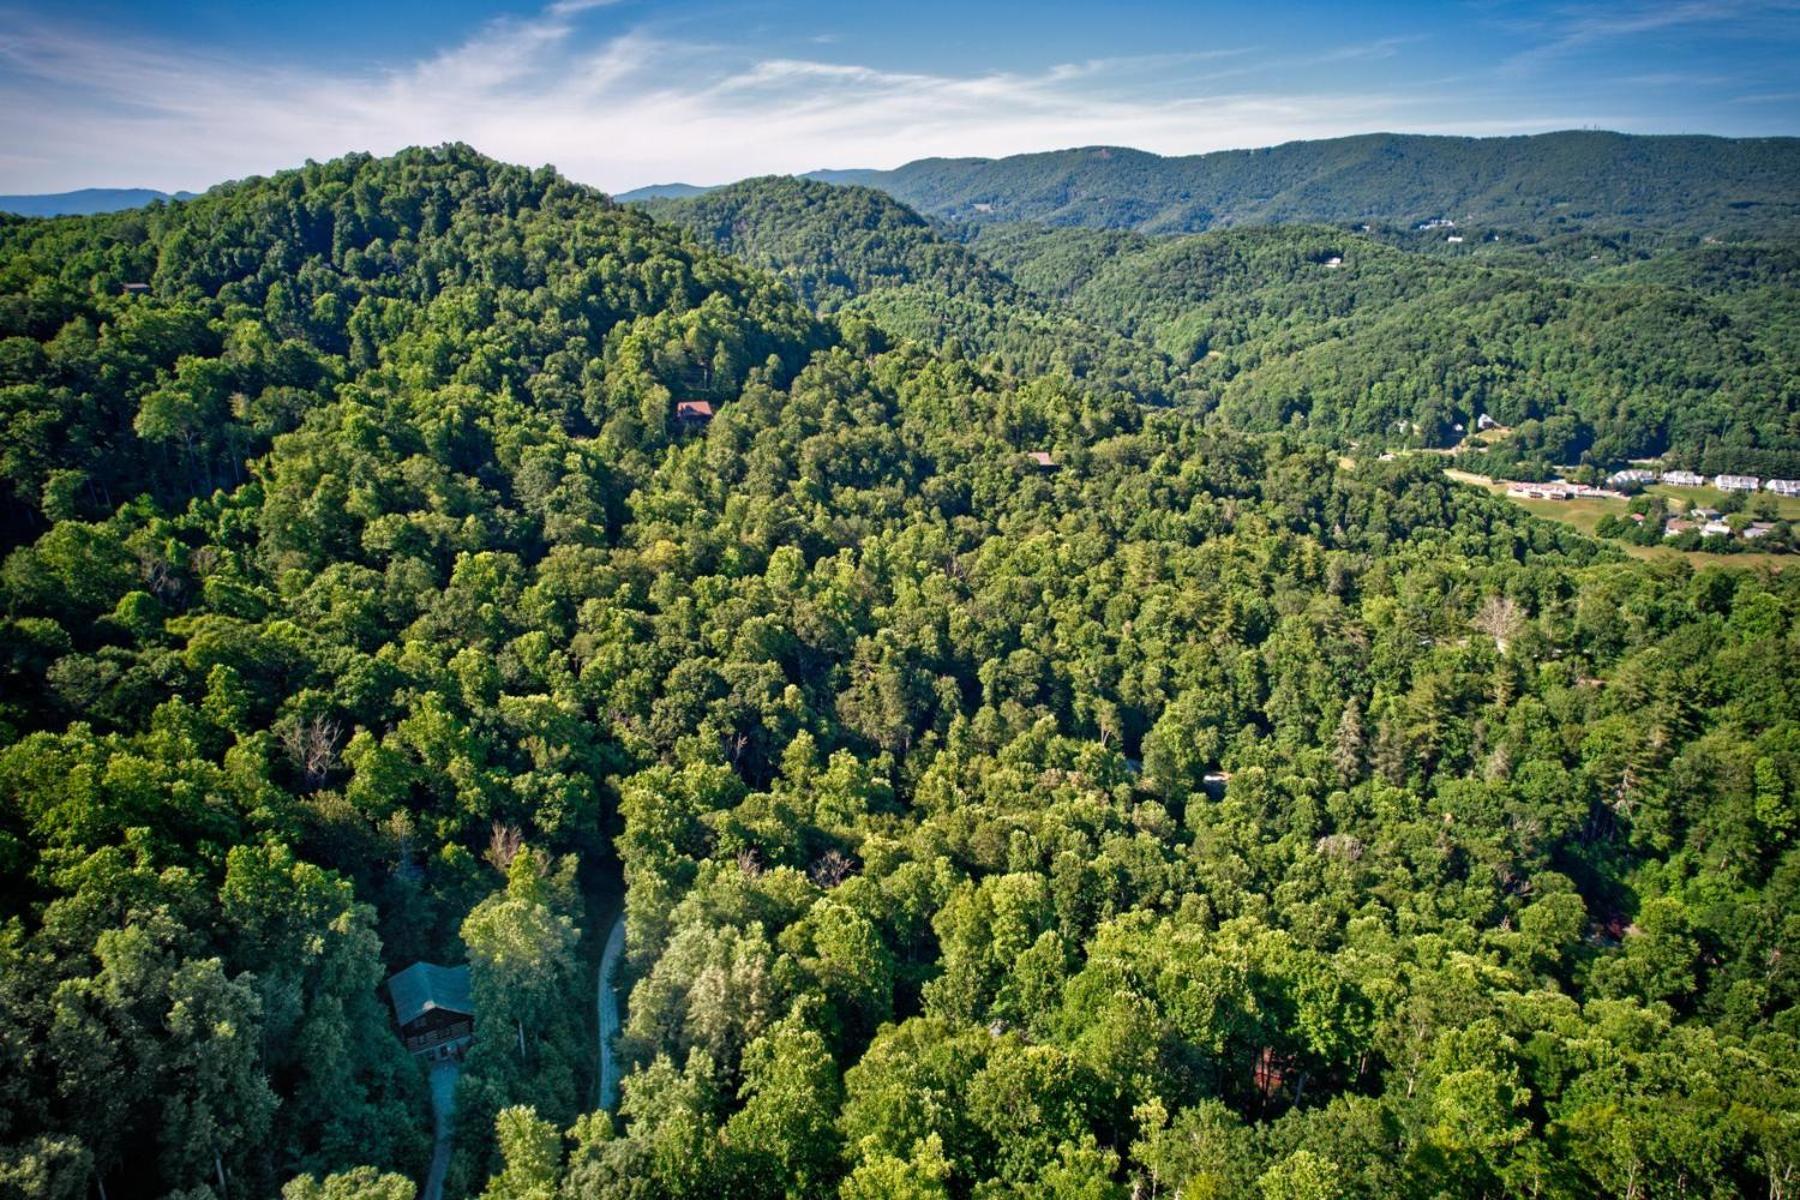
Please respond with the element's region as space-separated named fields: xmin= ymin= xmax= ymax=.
xmin=386 ymin=962 xmax=473 ymax=1027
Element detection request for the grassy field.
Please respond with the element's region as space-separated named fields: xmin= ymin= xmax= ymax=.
xmin=1441 ymin=469 xmax=1792 ymax=571
xmin=1643 ymin=483 xmax=1800 ymax=521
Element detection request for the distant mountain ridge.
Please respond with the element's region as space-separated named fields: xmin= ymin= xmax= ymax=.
xmin=612 ymin=182 xmax=712 ymax=203
xmin=0 ymin=187 xmax=197 ymax=217
xmin=802 ymin=131 xmax=1800 ymax=235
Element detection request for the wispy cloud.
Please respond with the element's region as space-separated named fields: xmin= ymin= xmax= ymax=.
xmin=1497 ymin=0 xmax=1800 ymax=75
xmin=0 ymin=1 xmax=1773 ymax=194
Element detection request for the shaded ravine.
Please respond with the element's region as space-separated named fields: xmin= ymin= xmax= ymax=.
xmin=597 ymin=912 xmax=628 ymax=1113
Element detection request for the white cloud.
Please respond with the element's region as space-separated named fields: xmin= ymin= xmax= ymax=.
xmin=0 ymin=2 xmax=1714 ymax=194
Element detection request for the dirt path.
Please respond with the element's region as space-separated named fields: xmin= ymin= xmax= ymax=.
xmin=420 ymin=1058 xmax=460 ymax=1200
xmin=596 ymin=913 xmax=627 ymax=1112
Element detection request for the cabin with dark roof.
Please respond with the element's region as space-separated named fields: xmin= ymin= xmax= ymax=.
xmin=387 ymin=962 xmax=474 ymax=1059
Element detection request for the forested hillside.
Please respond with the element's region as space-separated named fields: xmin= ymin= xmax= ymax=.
xmin=813 ymin=131 xmax=1800 ymax=236
xmin=644 ymin=177 xmax=1800 ymax=474
xmin=986 ymin=223 xmax=1800 ymax=474
xmin=2 ymin=145 xmax=1800 ymax=1200
xmin=639 ymin=177 xmax=1196 ymax=406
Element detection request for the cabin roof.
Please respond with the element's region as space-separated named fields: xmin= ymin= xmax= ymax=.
xmin=387 ymin=962 xmax=473 ymax=1027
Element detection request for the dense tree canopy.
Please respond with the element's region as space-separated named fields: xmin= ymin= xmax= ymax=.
xmin=1 ymin=145 xmax=1797 ymax=1200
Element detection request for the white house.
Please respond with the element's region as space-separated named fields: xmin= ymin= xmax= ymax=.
xmin=1715 ymin=474 xmax=1761 ymax=492
xmin=1608 ymin=469 xmax=1657 ymax=488
xmin=1703 ymin=520 xmax=1733 ymax=537
xmin=1744 ymin=523 xmax=1776 ymax=540
xmin=1660 ymin=470 xmax=1705 ymax=488
xmin=1766 ymin=479 xmax=1800 ymax=497
xmin=1476 ymin=413 xmax=1499 ymax=431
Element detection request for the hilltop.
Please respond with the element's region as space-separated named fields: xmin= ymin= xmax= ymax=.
xmin=640 ymin=175 xmax=1196 ymax=404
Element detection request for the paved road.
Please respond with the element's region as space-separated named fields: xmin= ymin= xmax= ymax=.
xmin=420 ymin=1059 xmax=460 ymax=1200
xmin=596 ymin=913 xmax=627 ymax=1113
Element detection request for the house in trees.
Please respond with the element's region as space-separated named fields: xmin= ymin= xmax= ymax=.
xmin=675 ymin=400 xmax=715 ymax=428
xmin=1026 ymin=450 xmax=1057 ymax=470
xmin=387 ymin=962 xmax=475 ymax=1060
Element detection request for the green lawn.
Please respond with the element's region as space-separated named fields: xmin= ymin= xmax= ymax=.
xmin=1442 ymin=469 xmax=1791 ymax=570
xmin=1644 ymin=483 xmax=1800 ymax=521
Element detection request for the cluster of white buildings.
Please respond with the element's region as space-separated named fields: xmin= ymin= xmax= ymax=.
xmin=1606 ymin=468 xmax=1800 ymax=495
xmin=1506 ymin=481 xmax=1624 ymax=501
xmin=1664 ymin=518 xmax=1778 ymax=542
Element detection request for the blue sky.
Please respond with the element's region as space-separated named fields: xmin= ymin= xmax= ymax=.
xmin=2 ymin=0 xmax=1797 ymax=193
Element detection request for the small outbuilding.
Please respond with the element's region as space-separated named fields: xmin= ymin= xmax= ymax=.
xmin=1027 ymin=450 xmax=1057 ymax=470
xmin=674 ymin=400 xmax=715 ymax=426
xmin=387 ymin=962 xmax=475 ymax=1060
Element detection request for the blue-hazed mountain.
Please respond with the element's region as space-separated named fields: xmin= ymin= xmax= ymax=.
xmin=0 ymin=187 xmax=198 ymax=217
xmin=611 ymin=182 xmax=714 ymax=203
xmin=806 ymin=131 xmax=1800 ymax=235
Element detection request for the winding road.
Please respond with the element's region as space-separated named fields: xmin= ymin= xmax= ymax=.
xmin=596 ymin=912 xmax=627 ymax=1113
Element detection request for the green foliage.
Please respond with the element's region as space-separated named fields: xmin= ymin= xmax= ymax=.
xmin=0 ymin=144 xmax=1797 ymax=1200
xmin=815 ymin=131 xmax=1800 ymax=236
xmin=644 ymin=177 xmax=1197 ymax=408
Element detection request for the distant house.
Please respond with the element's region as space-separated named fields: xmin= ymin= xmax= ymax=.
xmin=1446 ymin=235 xmax=1465 ymax=244
xmin=1660 ymin=470 xmax=1705 ymax=488
xmin=1664 ymin=519 xmax=1695 ymax=538
xmin=1691 ymin=507 xmax=1721 ymax=520
xmin=1744 ymin=522 xmax=1776 ymax=540
xmin=1703 ymin=520 xmax=1733 ymax=537
xmin=1323 ymin=256 xmax=1343 ymax=269
xmin=1026 ymin=450 xmax=1057 ymax=470
xmin=387 ymin=962 xmax=474 ymax=1060
xmin=674 ymin=400 xmax=714 ymax=426
xmin=1766 ymin=478 xmax=1800 ymax=497
xmin=121 ymin=282 xmax=150 ymax=294
xmin=1476 ymin=413 xmax=1499 ymax=431
xmin=1608 ymin=469 xmax=1656 ymax=488
xmin=1628 ymin=512 xmax=1647 ymax=524
xmin=1715 ymin=474 xmax=1760 ymax=492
